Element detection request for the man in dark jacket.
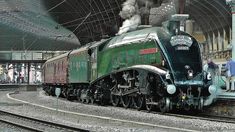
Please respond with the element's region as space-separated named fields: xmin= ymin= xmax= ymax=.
xmin=207 ymin=58 xmax=218 ymax=84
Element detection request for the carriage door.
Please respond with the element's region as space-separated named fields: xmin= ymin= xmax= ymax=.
xmin=88 ymin=48 xmax=98 ymax=81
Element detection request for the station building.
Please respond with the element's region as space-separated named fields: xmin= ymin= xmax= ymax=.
xmin=0 ymin=0 xmax=234 ymax=95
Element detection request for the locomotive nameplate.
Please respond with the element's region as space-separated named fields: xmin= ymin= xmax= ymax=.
xmin=170 ymin=35 xmax=193 ymax=47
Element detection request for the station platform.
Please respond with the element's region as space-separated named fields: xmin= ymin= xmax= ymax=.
xmin=0 ymin=84 xmax=40 ymax=91
xmin=212 ymin=76 xmax=235 ymax=100
xmin=216 ymin=89 xmax=235 ymax=100
xmin=210 ymin=75 xmax=235 ymax=100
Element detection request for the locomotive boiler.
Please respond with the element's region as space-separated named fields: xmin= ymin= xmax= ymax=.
xmin=42 ymin=20 xmax=215 ymax=112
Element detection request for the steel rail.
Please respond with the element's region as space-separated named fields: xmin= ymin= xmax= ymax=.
xmin=197 ymin=114 xmax=235 ymax=124
xmin=0 ymin=109 xmax=88 ymax=132
xmin=144 ymin=110 xmax=235 ymax=124
xmin=0 ymin=118 xmax=43 ymax=132
xmin=103 ymin=103 xmax=235 ymax=125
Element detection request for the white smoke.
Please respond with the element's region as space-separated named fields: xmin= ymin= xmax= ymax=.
xmin=137 ymin=0 xmax=154 ymax=7
xmin=118 ymin=15 xmax=141 ymax=35
xmin=119 ymin=0 xmax=138 ymax=19
xmin=118 ymin=0 xmax=141 ymax=35
xmin=149 ymin=0 xmax=179 ymax=26
xmin=118 ymin=0 xmax=178 ymax=34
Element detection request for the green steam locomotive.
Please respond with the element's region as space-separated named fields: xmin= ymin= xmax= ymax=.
xmin=43 ymin=21 xmax=215 ymax=112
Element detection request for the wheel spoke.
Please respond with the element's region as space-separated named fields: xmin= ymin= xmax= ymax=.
xmin=66 ymin=91 xmax=71 ymax=100
xmin=132 ymin=95 xmax=144 ymax=110
xmin=90 ymin=97 xmax=94 ymax=104
xmin=81 ymin=98 xmax=85 ymax=103
xmin=121 ymin=95 xmax=131 ymax=108
xmin=145 ymin=96 xmax=153 ymax=112
xmin=85 ymin=98 xmax=90 ymax=104
xmin=76 ymin=89 xmax=81 ymax=101
xmin=111 ymin=94 xmax=120 ymax=106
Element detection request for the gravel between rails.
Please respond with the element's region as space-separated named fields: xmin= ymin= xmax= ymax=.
xmin=1 ymin=88 xmax=235 ymax=131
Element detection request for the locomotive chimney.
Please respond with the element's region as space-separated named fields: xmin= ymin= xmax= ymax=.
xmin=168 ymin=21 xmax=180 ymax=35
xmin=165 ymin=14 xmax=189 ymax=35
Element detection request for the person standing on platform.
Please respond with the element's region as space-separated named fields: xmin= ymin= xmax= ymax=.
xmin=207 ymin=58 xmax=218 ymax=84
xmin=225 ymin=56 xmax=235 ymax=92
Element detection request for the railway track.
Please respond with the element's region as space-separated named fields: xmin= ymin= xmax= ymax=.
xmin=76 ymin=98 xmax=235 ymax=125
xmin=62 ymin=93 xmax=235 ymax=125
xmin=39 ymin=93 xmax=235 ymax=125
xmin=151 ymin=110 xmax=235 ymax=124
xmin=68 ymin=98 xmax=235 ymax=127
xmin=6 ymin=92 xmax=235 ymax=131
xmin=96 ymin=101 xmax=235 ymax=126
xmin=0 ymin=109 xmax=88 ymax=132
xmin=197 ymin=113 xmax=235 ymax=124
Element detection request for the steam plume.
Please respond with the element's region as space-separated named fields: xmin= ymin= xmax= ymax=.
xmin=118 ymin=0 xmax=179 ymax=34
xmin=118 ymin=0 xmax=141 ymax=35
xmin=149 ymin=0 xmax=179 ymax=26
xmin=118 ymin=15 xmax=141 ymax=35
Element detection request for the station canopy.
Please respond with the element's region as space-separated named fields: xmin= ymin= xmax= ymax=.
xmin=185 ymin=0 xmax=231 ymax=34
xmin=46 ymin=0 xmax=231 ymax=44
xmin=0 ymin=0 xmax=80 ymax=51
xmin=0 ymin=0 xmax=232 ymax=51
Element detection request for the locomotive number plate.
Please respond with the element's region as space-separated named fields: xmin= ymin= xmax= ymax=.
xmin=175 ymin=46 xmax=189 ymax=50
